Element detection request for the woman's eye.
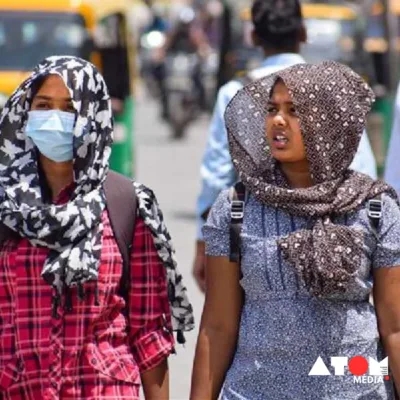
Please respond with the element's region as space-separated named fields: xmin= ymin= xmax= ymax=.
xmin=66 ymin=104 xmax=75 ymax=113
xmin=267 ymin=107 xmax=277 ymax=113
xmin=289 ymin=107 xmax=297 ymax=115
xmin=34 ymin=103 xmax=49 ymax=110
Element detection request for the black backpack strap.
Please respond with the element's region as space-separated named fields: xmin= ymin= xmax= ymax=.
xmin=0 ymin=224 xmax=18 ymax=248
xmin=229 ymin=181 xmax=246 ymax=263
xmin=104 ymin=170 xmax=138 ymax=313
xmin=367 ymin=196 xmax=382 ymax=237
xmin=0 ymin=225 xmax=9 ymax=247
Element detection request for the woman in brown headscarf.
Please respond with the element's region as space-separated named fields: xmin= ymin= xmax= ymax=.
xmin=190 ymin=61 xmax=400 ymax=400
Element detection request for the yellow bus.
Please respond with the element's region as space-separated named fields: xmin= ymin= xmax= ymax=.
xmin=0 ymin=0 xmax=96 ymax=101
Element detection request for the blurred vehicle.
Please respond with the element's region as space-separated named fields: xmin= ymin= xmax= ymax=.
xmin=0 ymin=0 xmax=136 ymax=177
xmin=0 ymin=2 xmax=93 ymax=101
xmin=301 ymin=3 xmax=374 ymax=81
xmin=167 ymin=4 xmax=220 ymax=111
xmin=139 ymin=27 xmax=167 ymax=99
xmin=93 ymin=1 xmax=137 ymax=177
xmin=165 ymin=52 xmax=203 ymax=139
xmin=218 ymin=1 xmax=374 ymax=84
xmin=138 ymin=6 xmax=168 ymax=99
xmin=154 ymin=5 xmax=216 ymax=135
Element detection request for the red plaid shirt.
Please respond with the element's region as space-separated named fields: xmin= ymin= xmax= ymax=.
xmin=0 ymin=187 xmax=174 ymax=399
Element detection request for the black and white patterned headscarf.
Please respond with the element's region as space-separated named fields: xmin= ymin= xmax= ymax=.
xmin=225 ymin=61 xmax=398 ymax=297
xmin=0 ymin=56 xmax=194 ymax=334
xmin=0 ymin=56 xmax=112 ymax=294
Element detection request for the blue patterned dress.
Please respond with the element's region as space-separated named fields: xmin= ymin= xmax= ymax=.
xmin=203 ymin=191 xmax=400 ymax=400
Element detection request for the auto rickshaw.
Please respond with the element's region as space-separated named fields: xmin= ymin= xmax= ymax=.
xmin=0 ymin=0 xmax=136 ymax=177
xmin=301 ymin=3 xmax=374 ymax=81
xmin=91 ymin=0 xmax=137 ymax=177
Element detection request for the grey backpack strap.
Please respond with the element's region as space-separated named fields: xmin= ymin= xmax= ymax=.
xmin=367 ymin=196 xmax=382 ymax=237
xmin=104 ymin=171 xmax=138 ymax=311
xmin=229 ymin=181 xmax=246 ymax=263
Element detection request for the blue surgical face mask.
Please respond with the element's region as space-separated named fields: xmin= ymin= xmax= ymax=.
xmin=25 ymin=110 xmax=75 ymax=162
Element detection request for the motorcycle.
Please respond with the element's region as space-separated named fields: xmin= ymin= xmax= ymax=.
xmin=165 ymin=52 xmax=203 ymax=139
xmin=139 ymin=29 xmax=167 ymax=99
xmin=164 ymin=50 xmax=218 ymax=139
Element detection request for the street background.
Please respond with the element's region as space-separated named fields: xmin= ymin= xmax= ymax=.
xmin=135 ymin=88 xmax=208 ymax=399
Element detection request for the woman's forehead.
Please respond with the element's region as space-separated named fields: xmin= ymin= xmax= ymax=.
xmin=34 ymin=74 xmax=70 ymax=99
xmin=270 ymin=80 xmax=292 ymax=101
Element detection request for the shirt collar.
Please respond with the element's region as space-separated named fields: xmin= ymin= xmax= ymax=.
xmin=260 ymin=53 xmax=306 ymax=68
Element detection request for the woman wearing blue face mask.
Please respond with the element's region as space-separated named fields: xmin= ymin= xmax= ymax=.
xmin=0 ymin=56 xmax=194 ymax=400
xmin=25 ymin=74 xmax=76 ymax=198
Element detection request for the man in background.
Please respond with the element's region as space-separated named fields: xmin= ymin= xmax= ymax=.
xmin=385 ymin=82 xmax=400 ymax=193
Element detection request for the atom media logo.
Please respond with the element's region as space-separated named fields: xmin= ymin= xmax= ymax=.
xmin=309 ymin=356 xmax=389 ymax=384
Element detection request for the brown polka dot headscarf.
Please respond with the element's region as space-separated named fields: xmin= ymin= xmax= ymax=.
xmin=225 ymin=61 xmax=398 ymax=297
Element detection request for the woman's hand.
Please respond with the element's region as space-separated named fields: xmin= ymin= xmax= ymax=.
xmin=373 ymin=266 xmax=400 ymax=394
xmin=190 ymin=255 xmax=243 ymax=400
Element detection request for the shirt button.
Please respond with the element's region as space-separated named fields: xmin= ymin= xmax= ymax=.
xmin=51 ymin=381 xmax=58 ymax=389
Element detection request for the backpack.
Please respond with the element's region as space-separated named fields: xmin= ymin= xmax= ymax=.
xmin=228 ymin=182 xmax=383 ymax=262
xmin=0 ymin=170 xmax=137 ymax=308
xmin=104 ymin=171 xmax=137 ymax=304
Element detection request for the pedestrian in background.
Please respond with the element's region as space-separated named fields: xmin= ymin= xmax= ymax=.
xmin=0 ymin=56 xmax=194 ymax=399
xmin=190 ymin=61 xmax=400 ymax=399
xmin=385 ymin=81 xmax=400 ymax=194
xmin=193 ymin=0 xmax=378 ymax=292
